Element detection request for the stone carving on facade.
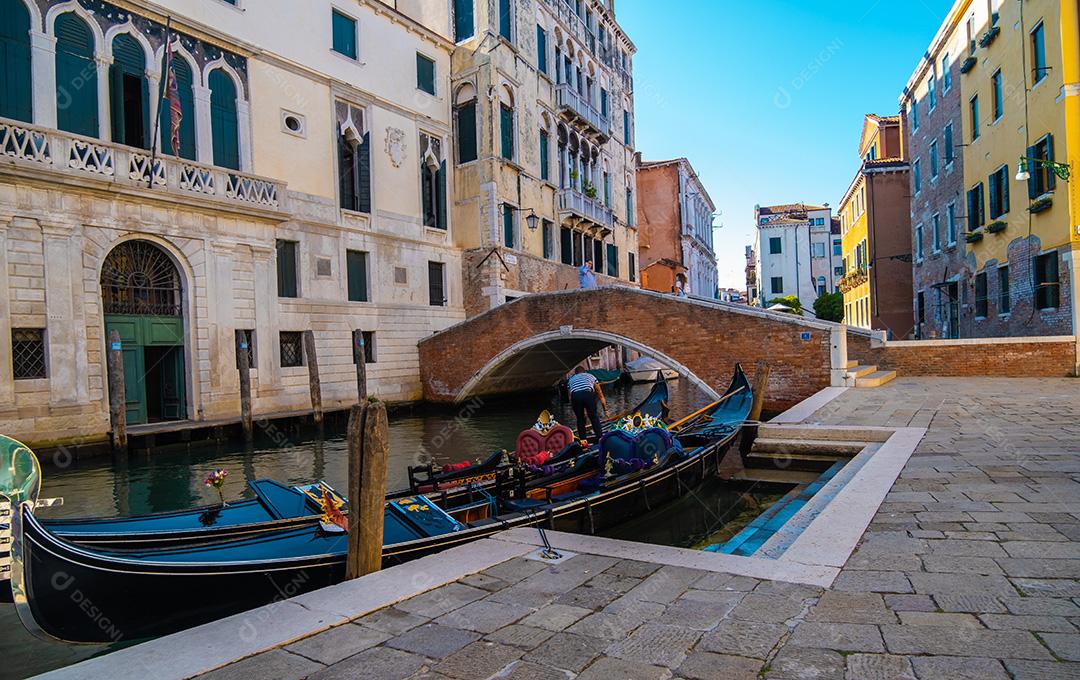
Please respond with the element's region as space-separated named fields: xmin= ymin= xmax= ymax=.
xmin=385 ymin=127 xmax=407 ymax=168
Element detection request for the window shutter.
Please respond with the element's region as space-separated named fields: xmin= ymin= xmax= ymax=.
xmin=338 ymin=134 xmax=355 ymax=210
xmin=1001 ymin=169 xmax=1010 ymax=214
xmin=500 ymin=105 xmax=514 ymax=159
xmin=539 ymin=131 xmax=549 ymax=181
xmin=357 ymin=132 xmax=371 ymax=212
xmin=1026 ymin=145 xmax=1038 ymax=198
xmin=606 ymin=243 xmax=618 ymax=277
xmin=209 ymin=70 xmax=240 ymax=170
xmin=436 ymin=159 xmax=447 ymax=230
xmin=109 ymin=65 xmax=126 ymax=145
xmin=0 ymin=0 xmax=33 ymax=123
xmin=988 ymin=173 xmax=998 ymax=218
xmin=503 ymin=205 xmax=514 ymax=248
xmin=456 ymin=102 xmax=477 ymax=163
xmin=416 ymin=54 xmax=435 ymax=94
xmin=560 ymin=227 xmax=572 ymax=264
xmin=499 ymin=0 xmax=512 ymax=40
xmin=1046 ymin=134 xmax=1056 ymax=191
xmin=55 ymin=14 xmax=99 ymax=137
xmin=600 ymin=88 xmax=608 ymax=117
xmin=346 ymin=251 xmax=368 ymax=302
xmin=454 ymin=0 xmax=474 ymax=41
xmin=536 ymin=25 xmax=547 ymax=73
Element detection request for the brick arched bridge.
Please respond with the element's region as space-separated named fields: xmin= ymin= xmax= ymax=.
xmin=419 ymin=288 xmax=848 ymax=412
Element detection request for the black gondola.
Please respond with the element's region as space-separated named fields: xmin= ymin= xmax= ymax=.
xmin=8 ymin=366 xmax=750 ymax=644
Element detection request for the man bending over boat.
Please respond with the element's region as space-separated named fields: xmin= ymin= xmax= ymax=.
xmin=568 ymin=366 xmax=608 ymax=445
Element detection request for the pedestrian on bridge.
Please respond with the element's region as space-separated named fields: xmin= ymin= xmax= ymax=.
xmin=579 ymin=259 xmax=597 ymax=290
xmin=568 ymin=366 xmax=608 ymax=445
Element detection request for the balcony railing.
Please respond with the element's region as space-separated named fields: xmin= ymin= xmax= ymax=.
xmin=556 ymin=84 xmax=610 ymax=139
xmin=559 ymin=188 xmax=613 ymax=229
xmin=541 ymin=0 xmax=589 ymax=43
xmin=0 ymin=118 xmax=285 ymax=211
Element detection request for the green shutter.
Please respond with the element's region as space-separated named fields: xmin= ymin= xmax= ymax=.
xmin=0 ymin=0 xmax=33 ymax=124
xmin=332 ymin=10 xmax=357 ymax=59
xmin=416 ymin=53 xmax=435 ymax=95
xmin=1045 ymin=134 xmax=1056 ymax=191
xmin=339 ymin=134 xmax=356 ymax=210
xmin=607 ymin=244 xmax=618 ymax=277
xmin=276 ymin=240 xmax=297 ymax=298
xmin=539 ymin=131 xmax=549 ymax=181
xmin=600 ymin=88 xmax=608 ymax=117
xmin=454 ymin=0 xmax=474 ymax=41
xmin=1026 ymin=145 xmax=1038 ymax=198
xmin=536 ymin=25 xmax=547 ymax=74
xmin=436 ymin=160 xmax=447 ymax=230
xmin=209 ymin=69 xmax=240 ymax=170
xmin=499 ymin=0 xmax=512 ymax=40
xmin=503 ymin=205 xmax=515 ymax=248
xmin=560 ymin=227 xmax=572 ymax=264
xmin=500 ymin=105 xmax=514 ymax=159
xmin=456 ymin=102 xmax=477 ymax=163
xmin=988 ymin=173 xmax=999 ymax=219
xmin=542 ymin=221 xmax=552 ymax=259
xmin=1001 ymin=168 xmax=1010 ymax=214
xmin=347 ymin=250 xmax=368 ymax=302
xmin=623 ymin=110 xmax=630 ymax=145
xmin=55 ymin=14 xmax=99 ymax=137
xmin=357 ymin=132 xmax=371 ymax=212
xmin=110 ymin=34 xmax=150 ymax=149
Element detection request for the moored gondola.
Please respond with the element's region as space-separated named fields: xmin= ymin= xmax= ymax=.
xmin=8 ymin=366 xmax=750 ymax=644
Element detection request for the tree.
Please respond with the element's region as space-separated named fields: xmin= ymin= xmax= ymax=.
xmin=814 ymin=291 xmax=844 ymax=323
xmin=766 ymin=295 xmax=803 ymax=315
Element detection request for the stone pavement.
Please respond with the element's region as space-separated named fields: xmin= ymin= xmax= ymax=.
xmin=196 ymin=377 xmax=1080 ymax=680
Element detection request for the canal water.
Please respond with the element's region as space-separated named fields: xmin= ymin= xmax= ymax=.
xmin=2 ymin=379 xmax=759 ymax=678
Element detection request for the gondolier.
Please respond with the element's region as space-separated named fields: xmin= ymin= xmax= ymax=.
xmin=568 ymin=366 xmax=608 ymax=444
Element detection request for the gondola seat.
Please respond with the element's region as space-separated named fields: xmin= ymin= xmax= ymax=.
xmin=515 ymin=423 xmax=575 ymax=460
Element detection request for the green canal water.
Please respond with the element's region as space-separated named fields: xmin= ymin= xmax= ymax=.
xmin=2 ymin=380 xmax=762 ymax=678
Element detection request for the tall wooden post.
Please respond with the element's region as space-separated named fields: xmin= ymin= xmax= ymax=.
xmin=106 ymin=330 xmax=127 ymax=452
xmin=748 ymin=360 xmax=770 ymax=422
xmin=236 ymin=330 xmax=253 ymax=442
xmin=353 ymin=329 xmax=367 ymax=403
xmin=303 ymin=330 xmax=322 ymax=424
xmin=346 ymin=401 xmax=389 ymax=579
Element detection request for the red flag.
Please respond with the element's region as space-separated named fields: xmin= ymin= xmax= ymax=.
xmin=165 ymin=44 xmax=183 ymax=155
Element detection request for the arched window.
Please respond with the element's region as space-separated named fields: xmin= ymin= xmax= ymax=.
xmin=208 ymin=68 xmax=239 ymax=170
xmin=101 ymin=240 xmax=182 ymax=317
xmin=453 ymin=83 xmax=477 ymax=165
xmin=110 ymin=33 xmax=150 ymax=149
xmin=55 ymin=12 xmax=98 ymax=137
xmin=0 ymin=0 xmax=32 ymax=123
xmin=159 ymin=53 xmax=196 ymax=160
xmin=498 ymin=85 xmax=514 ymax=161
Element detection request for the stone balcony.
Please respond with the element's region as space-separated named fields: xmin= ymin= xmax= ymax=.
xmin=558 ymin=188 xmax=614 ymax=230
xmin=556 ymin=85 xmax=610 ymax=140
xmin=540 ymin=0 xmax=589 ymax=44
xmin=0 ymin=118 xmax=286 ymax=215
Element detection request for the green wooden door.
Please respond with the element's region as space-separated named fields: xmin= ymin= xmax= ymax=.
xmin=159 ymin=347 xmax=186 ymax=420
xmin=106 ymin=315 xmax=186 ymax=426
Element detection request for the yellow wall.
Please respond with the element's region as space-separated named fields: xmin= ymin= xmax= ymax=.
xmin=961 ymin=0 xmax=1069 ymax=269
xmin=1062 ymin=0 xmax=1080 ymax=243
xmin=840 ymin=175 xmax=870 ymax=328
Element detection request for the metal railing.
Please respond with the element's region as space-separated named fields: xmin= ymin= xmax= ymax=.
xmin=0 ymin=117 xmax=285 ymax=211
xmin=556 ymin=84 xmax=610 ymax=138
xmin=559 ymin=188 xmax=614 ymax=228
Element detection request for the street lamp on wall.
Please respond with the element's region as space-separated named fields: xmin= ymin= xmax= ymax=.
xmin=1016 ymin=156 xmax=1072 ymax=183
xmin=504 ymin=204 xmax=541 ymax=231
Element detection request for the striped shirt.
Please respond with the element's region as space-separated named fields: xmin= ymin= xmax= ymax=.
xmin=567 ymin=372 xmax=599 ymax=394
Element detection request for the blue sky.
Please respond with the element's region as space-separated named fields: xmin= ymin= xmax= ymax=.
xmin=616 ymin=0 xmax=956 ymax=289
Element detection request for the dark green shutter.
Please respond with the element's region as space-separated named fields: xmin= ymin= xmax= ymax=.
xmin=593 ymin=239 xmax=603 ymax=271
xmin=159 ymin=56 xmax=197 ymax=159
xmin=456 ymin=102 xmax=477 ymax=163
xmin=110 ymin=34 xmax=150 ymax=149
xmin=454 ymin=0 xmax=474 ymax=41
xmin=560 ymin=227 xmax=573 ymax=264
xmin=436 ymin=160 xmax=447 ymax=230
xmin=276 ymin=240 xmax=297 ymax=298
xmin=600 ymin=88 xmax=608 ymax=117
xmin=55 ymin=13 xmax=98 ymax=137
xmin=1027 ymin=145 xmax=1038 ymax=198
xmin=539 ymin=131 xmax=549 ymax=181
xmin=416 ymin=53 xmax=435 ymax=95
xmin=0 ymin=0 xmax=32 ymax=124
xmin=503 ymin=205 xmax=514 ymax=247
xmin=536 ymin=25 xmax=547 ymax=74
xmin=347 ymin=250 xmax=368 ymax=302
xmin=499 ymin=0 xmax=512 ymax=40
xmin=607 ymin=244 xmax=618 ymax=277
xmin=988 ymin=173 xmax=999 ymax=218
xmin=623 ymin=111 xmax=630 ymax=145
xmin=209 ymin=69 xmax=240 ymax=170
xmin=338 ymin=134 xmax=356 ymax=210
xmin=500 ymin=104 xmax=514 ymax=159
xmin=1046 ymin=134 xmax=1056 ymax=192
xmin=332 ymin=10 xmax=357 ymax=59
xmin=357 ymin=132 xmax=371 ymax=212
xmin=1001 ymin=168 xmax=1010 ymax=214
xmin=542 ymin=220 xmax=552 ymax=259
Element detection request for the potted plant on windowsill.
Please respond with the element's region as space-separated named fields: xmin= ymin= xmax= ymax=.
xmin=965 ymin=230 xmax=984 ymax=243
xmin=960 ymin=56 xmax=977 ymax=74
xmin=986 ymin=220 xmax=1007 ymax=234
xmin=978 ymin=25 xmax=1000 ymax=48
xmin=1029 ymin=195 xmax=1053 ymax=214
xmin=582 ymin=179 xmax=598 ymax=200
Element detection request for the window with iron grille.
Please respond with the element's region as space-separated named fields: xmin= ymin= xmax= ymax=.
xmin=279 ymin=331 xmax=304 ymax=368
xmin=12 ymin=328 xmax=46 ymax=380
xmin=101 ymin=241 xmax=182 ymax=316
xmin=235 ymin=329 xmax=255 ymax=369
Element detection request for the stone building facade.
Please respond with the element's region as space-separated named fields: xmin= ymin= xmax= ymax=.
xmin=0 ymin=0 xmax=466 ymax=446
xmin=753 ymin=203 xmax=840 ymax=313
xmin=445 ymin=0 xmax=640 ymax=317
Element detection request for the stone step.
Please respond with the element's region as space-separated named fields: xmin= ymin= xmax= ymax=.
xmin=751 ymin=438 xmax=867 ymax=456
xmin=727 ymin=469 xmax=822 ymax=485
xmin=744 ymin=452 xmax=846 ymax=473
xmin=845 ymin=359 xmax=859 ymax=369
xmin=848 ymin=364 xmax=878 ymax=379
xmin=856 ymin=370 xmax=898 ymax=388
xmin=758 ymin=425 xmax=892 ymax=443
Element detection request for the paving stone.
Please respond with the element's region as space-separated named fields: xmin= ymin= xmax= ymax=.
xmin=698 ymin=620 xmax=786 ymax=659
xmin=998 ymin=558 xmax=1080 ymax=579
xmin=585 ymin=572 xmax=643 ymax=593
xmin=932 ymin=593 xmax=1006 ymax=613
xmin=845 ymin=549 xmax=922 ymax=572
xmin=602 ymin=596 xmax=667 ymax=619
xmin=657 ymin=597 xmax=740 ymax=630
xmin=831 ymin=571 xmax=913 ymax=594
xmin=575 ymin=655 xmax=672 ymax=680
xmin=459 ymin=572 xmax=510 ymax=592
xmin=1040 ymin=633 xmax=1080 ymax=661
xmin=621 ymin=565 xmax=706 ymax=604
xmin=678 ymin=588 xmax=747 ymax=606
xmin=484 ymin=624 xmax=556 ymax=650
xmin=523 ymin=631 xmax=607 ymax=672
xmin=497 ymin=660 xmax=573 ymax=680
xmin=1003 ymin=597 xmax=1080 ymax=616
xmin=677 ymin=651 xmax=761 ymax=680
xmin=883 ymin=594 xmax=937 ymax=612
xmin=759 ymin=647 xmax=842 ymax=680
xmin=554 ymin=585 xmax=621 ymax=610
xmin=566 ymin=611 xmax=646 ymax=641
xmin=845 ymin=653 xmax=915 ymax=680
xmin=434 ymin=599 xmax=533 ymax=633
xmin=920 ymin=555 xmax=1003 ymax=574
xmin=907 ymin=573 xmax=1017 ymax=598
xmin=1004 ymin=541 xmax=1080 ymax=559
xmin=606 ymin=622 xmax=701 ymax=668
xmin=517 ymin=603 xmax=592 ymax=631
xmin=691 ymin=572 xmax=760 ymax=591
xmin=910 ymin=655 xmax=1009 ymax=679
xmin=788 ymin=622 xmax=885 ymax=653
xmin=880 ymin=625 xmax=1052 ymax=659
xmin=384 ymin=623 xmax=480 ymax=659
xmin=1004 ymin=659 xmax=1080 ymax=679
xmin=752 ymin=581 xmax=823 ymax=600
xmin=979 ymin=614 xmax=1076 ymax=632
xmin=808 ymin=592 xmax=896 ymax=625
xmin=309 ymin=646 xmax=425 ymax=680
xmin=482 ymin=557 xmax=549 ymax=584
xmin=924 ymin=538 xmax=1007 ymax=557
xmin=1013 ymin=579 xmax=1080 ymax=598
xmin=432 ymin=641 xmax=523 ymax=679
xmin=604 ymin=559 xmax=663 ymax=579
xmin=396 ymin=583 xmax=489 ymax=618
xmin=895 ymin=612 xmax=982 ymax=628
xmin=355 ymin=607 xmax=429 ymax=635
xmin=729 ymin=593 xmax=808 ymax=623
xmin=198 ymin=650 xmax=323 ymax=680
xmin=283 ymin=623 xmax=390 ymax=665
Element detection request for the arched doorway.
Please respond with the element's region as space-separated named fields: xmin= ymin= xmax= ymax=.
xmin=101 ymin=240 xmax=187 ymax=425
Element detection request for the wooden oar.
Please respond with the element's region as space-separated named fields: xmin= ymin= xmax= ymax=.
xmin=670 ymin=386 xmax=748 ymax=432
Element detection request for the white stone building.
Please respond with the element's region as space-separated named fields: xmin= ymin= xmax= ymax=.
xmin=0 ymin=0 xmax=466 ymax=447
xmin=753 ymin=203 xmax=842 ymax=313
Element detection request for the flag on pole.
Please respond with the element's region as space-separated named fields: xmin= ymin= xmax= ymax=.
xmin=165 ymin=41 xmax=183 ymax=156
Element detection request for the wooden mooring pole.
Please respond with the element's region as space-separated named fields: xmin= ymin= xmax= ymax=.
xmin=303 ymin=330 xmax=322 ymax=424
xmin=353 ymin=329 xmax=367 ymax=403
xmin=748 ymin=360 xmax=770 ymax=422
xmin=106 ymin=329 xmax=127 ymax=452
xmin=236 ymin=330 xmax=253 ymax=442
xmin=346 ymin=401 xmax=389 ymax=579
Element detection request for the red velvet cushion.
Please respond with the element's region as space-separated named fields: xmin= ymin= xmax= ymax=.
xmin=543 ymin=425 xmax=575 ymax=453
xmin=515 ymin=429 xmax=545 ymax=458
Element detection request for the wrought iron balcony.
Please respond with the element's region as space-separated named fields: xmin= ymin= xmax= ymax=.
xmin=558 ymin=188 xmax=613 ymax=229
xmin=0 ymin=118 xmax=285 ymax=212
xmin=556 ymin=84 xmax=610 ymax=140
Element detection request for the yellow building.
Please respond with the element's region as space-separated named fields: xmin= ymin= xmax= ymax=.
xmin=958 ymin=0 xmax=1074 ymax=337
xmin=838 ymin=115 xmax=914 ymax=339
xmin=1063 ymin=0 xmax=1080 ymax=368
